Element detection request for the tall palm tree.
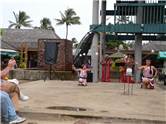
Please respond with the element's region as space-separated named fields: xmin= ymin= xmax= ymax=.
xmin=8 ymin=11 xmax=32 ymax=29
xmin=55 ymin=8 xmax=81 ymax=39
xmin=40 ymin=17 xmax=54 ymax=30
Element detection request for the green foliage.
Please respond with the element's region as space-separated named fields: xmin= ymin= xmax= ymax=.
xmin=71 ymin=37 xmax=78 ymax=44
xmin=55 ymin=8 xmax=81 ymax=39
xmin=106 ymin=40 xmax=129 ymax=49
xmin=111 ymin=61 xmax=119 ymax=71
xmin=8 ymin=11 xmax=32 ymax=29
xmin=40 ymin=17 xmax=54 ymax=31
xmin=115 ymin=58 xmax=123 ymax=63
xmin=19 ymin=62 xmax=27 ymax=69
xmin=0 ymin=28 xmax=4 ymax=36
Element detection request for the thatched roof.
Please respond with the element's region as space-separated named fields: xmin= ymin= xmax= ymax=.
xmin=142 ymin=42 xmax=166 ymax=51
xmin=109 ymin=51 xmax=125 ymax=58
xmin=1 ymin=28 xmax=60 ymax=50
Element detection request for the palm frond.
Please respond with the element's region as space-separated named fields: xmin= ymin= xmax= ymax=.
xmin=9 ymin=11 xmax=32 ymax=29
xmin=13 ymin=11 xmax=19 ymax=23
xmin=60 ymin=11 xmax=65 ymax=20
xmin=70 ymin=16 xmax=81 ymax=24
xmin=55 ymin=19 xmax=64 ymax=25
xmin=65 ymin=8 xmax=76 ymax=17
xmin=8 ymin=23 xmax=17 ymax=28
xmin=9 ymin=20 xmax=15 ymax=24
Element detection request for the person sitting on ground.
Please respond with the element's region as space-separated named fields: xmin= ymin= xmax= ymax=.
xmin=138 ymin=59 xmax=157 ymax=89
xmin=1 ymin=60 xmax=29 ymax=101
xmin=7 ymin=78 xmax=29 ymax=101
xmin=0 ymin=91 xmax=26 ymax=124
xmin=72 ymin=64 xmax=91 ymax=86
xmin=1 ymin=80 xmax=21 ymax=112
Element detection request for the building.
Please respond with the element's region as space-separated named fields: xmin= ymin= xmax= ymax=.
xmin=1 ymin=29 xmax=73 ymax=71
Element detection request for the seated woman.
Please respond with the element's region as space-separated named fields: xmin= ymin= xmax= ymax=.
xmin=0 ymin=91 xmax=26 ymax=123
xmin=1 ymin=80 xmax=21 ymax=112
xmin=72 ymin=64 xmax=91 ymax=86
xmin=138 ymin=59 xmax=157 ymax=89
xmin=1 ymin=59 xmax=29 ymax=101
xmin=7 ymin=79 xmax=29 ymax=101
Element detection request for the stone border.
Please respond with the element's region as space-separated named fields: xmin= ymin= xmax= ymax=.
xmin=9 ymin=69 xmax=76 ymax=80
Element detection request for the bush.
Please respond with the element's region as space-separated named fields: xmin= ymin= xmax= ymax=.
xmin=19 ymin=62 xmax=27 ymax=68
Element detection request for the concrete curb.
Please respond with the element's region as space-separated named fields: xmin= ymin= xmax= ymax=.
xmin=21 ymin=111 xmax=166 ymax=124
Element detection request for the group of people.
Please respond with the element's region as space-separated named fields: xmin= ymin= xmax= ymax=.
xmin=120 ymin=54 xmax=157 ymax=89
xmin=0 ymin=56 xmax=157 ymax=123
xmin=72 ymin=54 xmax=158 ymax=90
xmin=1 ymin=57 xmax=29 ymax=123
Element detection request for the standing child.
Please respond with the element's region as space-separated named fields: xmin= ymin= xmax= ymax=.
xmin=72 ymin=64 xmax=91 ymax=86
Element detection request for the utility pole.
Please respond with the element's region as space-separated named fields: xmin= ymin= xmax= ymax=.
xmin=134 ymin=0 xmax=143 ymax=83
xmin=91 ymin=0 xmax=99 ymax=82
xmin=99 ymin=0 xmax=106 ymax=80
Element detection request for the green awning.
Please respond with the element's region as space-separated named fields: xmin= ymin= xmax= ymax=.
xmin=158 ymin=51 xmax=166 ymax=59
xmin=0 ymin=48 xmax=18 ymax=57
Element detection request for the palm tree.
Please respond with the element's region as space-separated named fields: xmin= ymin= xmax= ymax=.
xmin=55 ymin=8 xmax=81 ymax=39
xmin=8 ymin=11 xmax=32 ymax=29
xmin=40 ymin=17 xmax=54 ymax=30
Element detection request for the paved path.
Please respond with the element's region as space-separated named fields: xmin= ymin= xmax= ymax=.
xmin=19 ymin=80 xmax=166 ymax=124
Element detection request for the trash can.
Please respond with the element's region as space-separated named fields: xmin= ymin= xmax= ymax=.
xmin=87 ymin=72 xmax=93 ymax=82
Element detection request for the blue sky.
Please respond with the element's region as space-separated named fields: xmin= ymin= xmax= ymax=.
xmin=0 ymin=0 xmax=116 ymax=41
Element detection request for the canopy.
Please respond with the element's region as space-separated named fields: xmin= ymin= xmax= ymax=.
xmin=0 ymin=48 xmax=18 ymax=57
xmin=109 ymin=51 xmax=126 ymax=58
xmin=158 ymin=51 xmax=166 ymax=59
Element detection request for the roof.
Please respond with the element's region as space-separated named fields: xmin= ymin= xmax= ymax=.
xmin=109 ymin=51 xmax=125 ymax=58
xmin=1 ymin=28 xmax=60 ymax=50
xmin=0 ymin=48 xmax=18 ymax=57
xmin=130 ymin=41 xmax=166 ymax=52
xmin=142 ymin=42 xmax=166 ymax=51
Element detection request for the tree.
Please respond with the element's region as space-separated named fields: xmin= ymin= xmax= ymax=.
xmin=8 ymin=11 xmax=32 ymax=29
xmin=106 ymin=40 xmax=129 ymax=50
xmin=71 ymin=37 xmax=78 ymax=49
xmin=71 ymin=37 xmax=78 ymax=44
xmin=40 ymin=17 xmax=54 ymax=30
xmin=0 ymin=28 xmax=4 ymax=36
xmin=55 ymin=8 xmax=81 ymax=39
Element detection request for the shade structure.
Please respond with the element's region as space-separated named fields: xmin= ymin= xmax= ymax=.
xmin=158 ymin=51 xmax=166 ymax=59
xmin=0 ymin=48 xmax=18 ymax=57
xmin=109 ymin=51 xmax=125 ymax=58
